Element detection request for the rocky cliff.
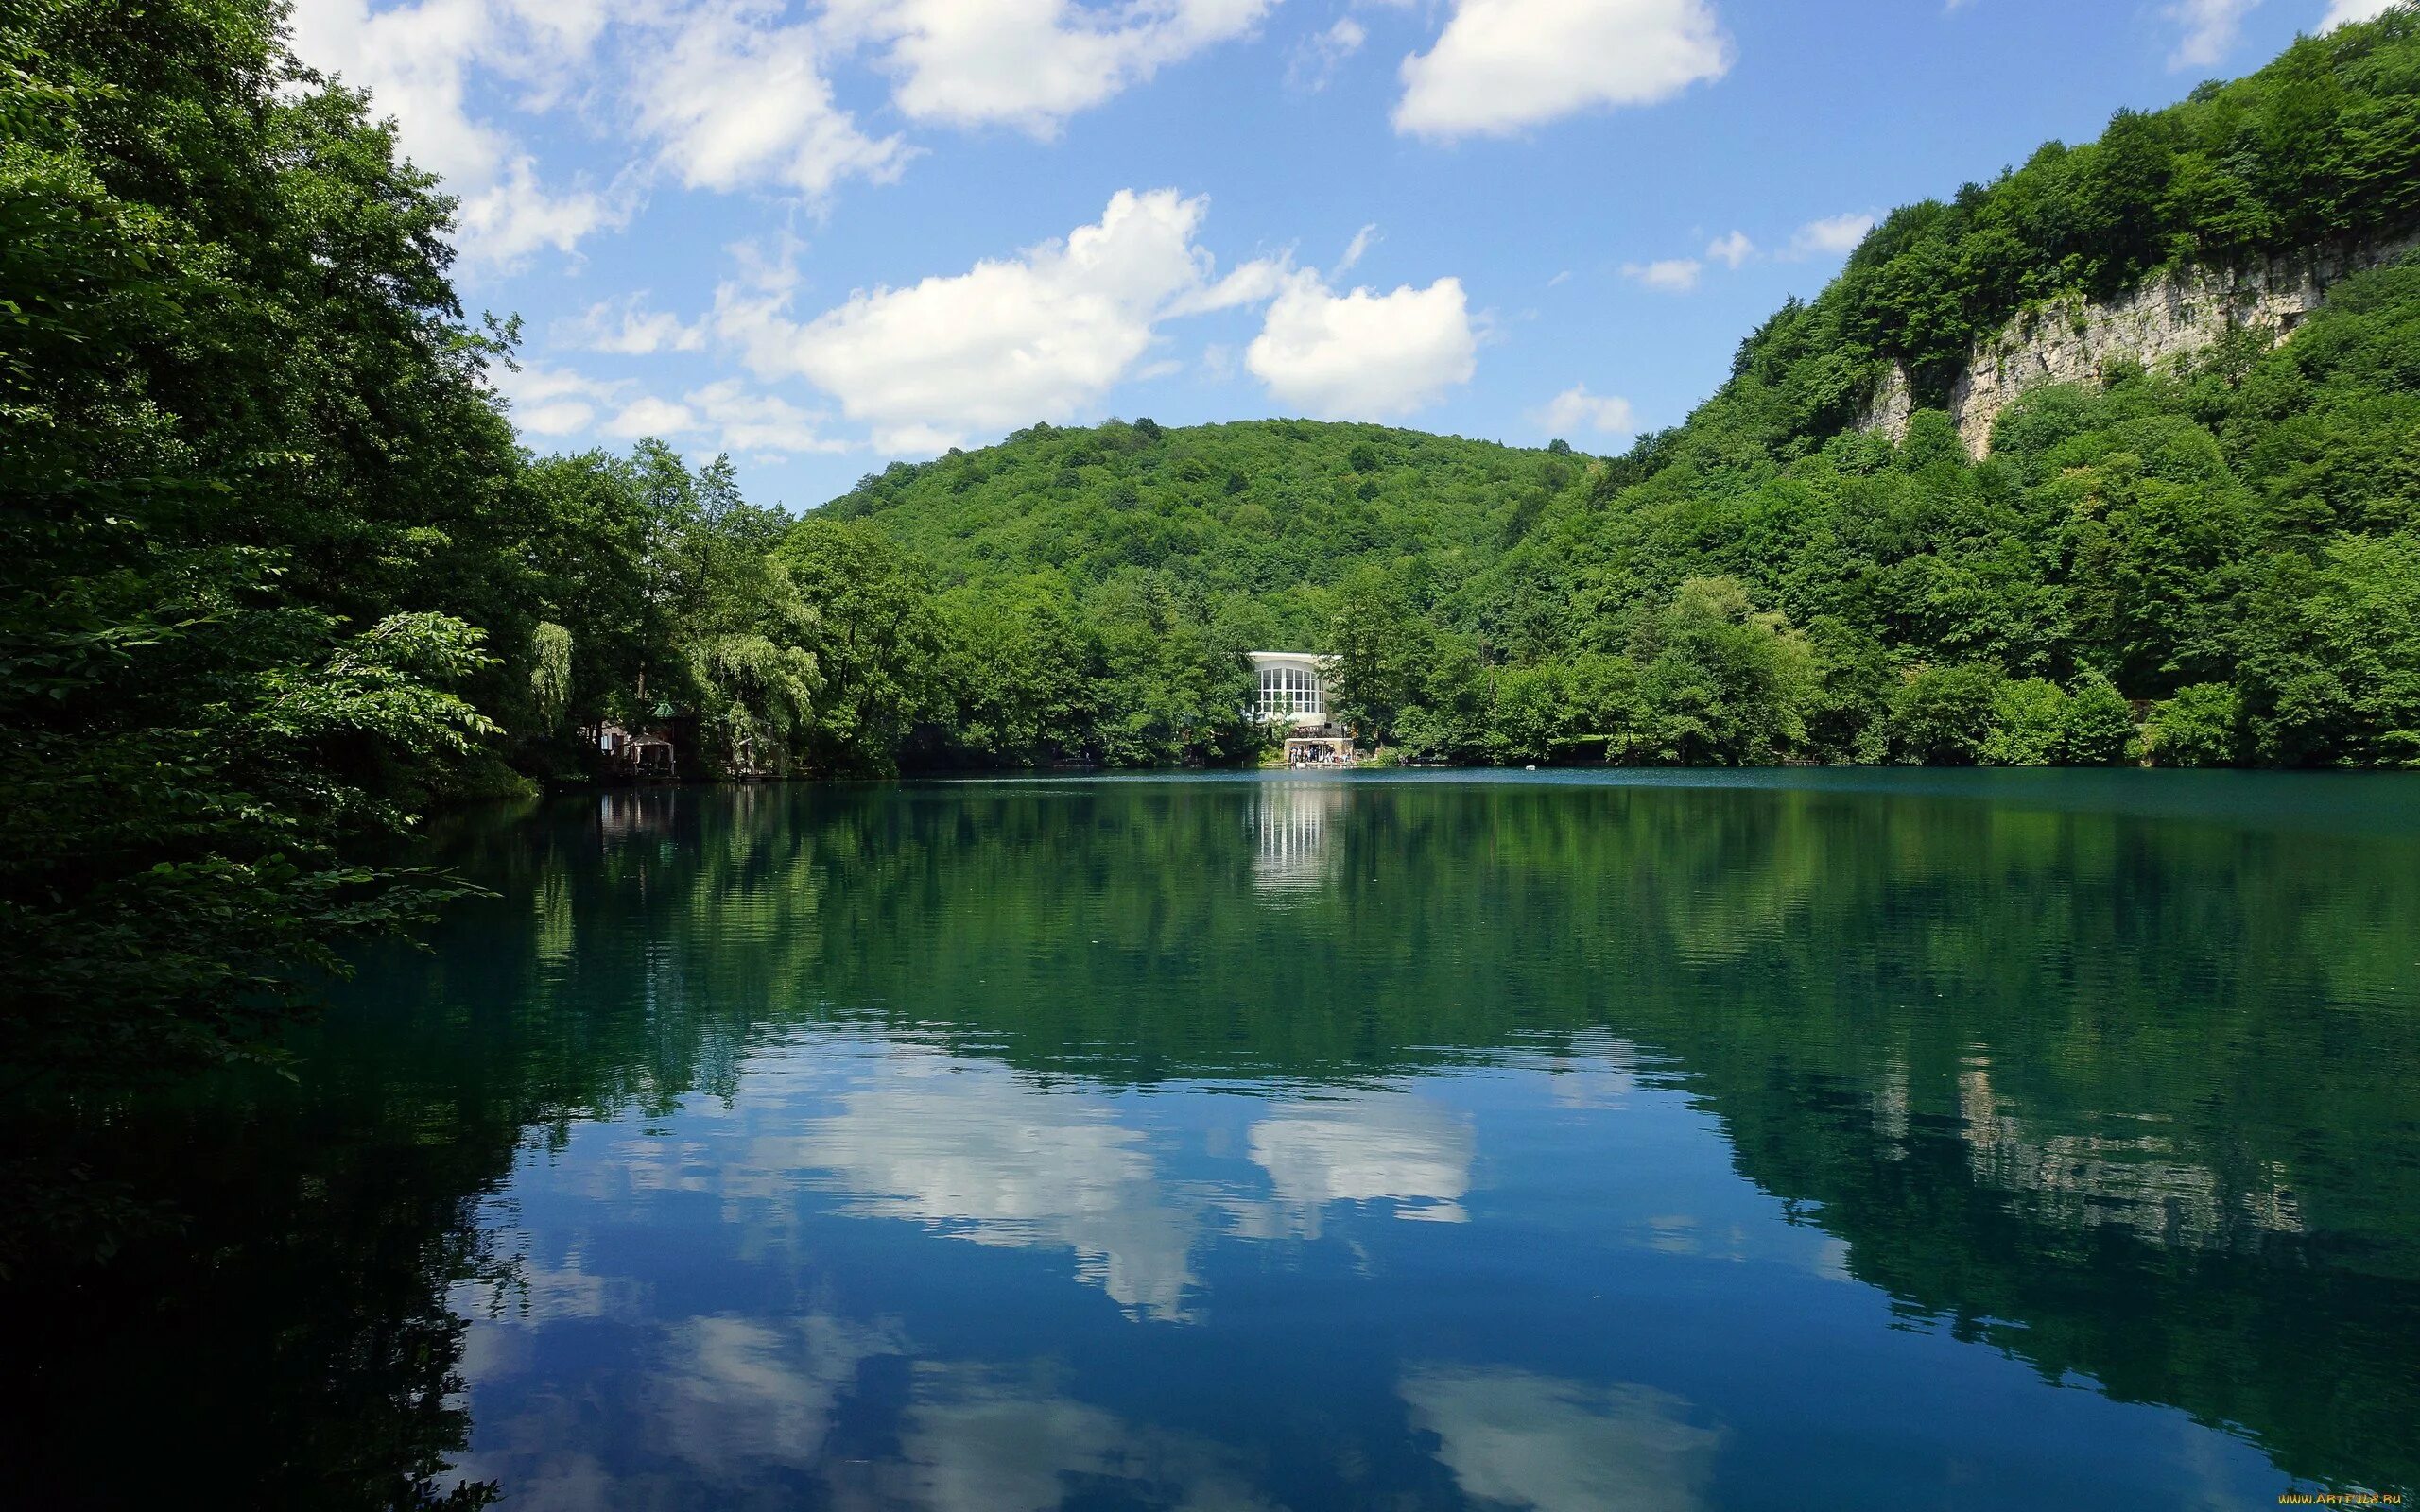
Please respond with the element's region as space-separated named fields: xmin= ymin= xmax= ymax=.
xmin=1858 ymin=232 xmax=2420 ymax=455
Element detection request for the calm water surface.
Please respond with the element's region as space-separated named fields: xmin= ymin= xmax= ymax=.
xmin=17 ymin=771 xmax=2420 ymax=1509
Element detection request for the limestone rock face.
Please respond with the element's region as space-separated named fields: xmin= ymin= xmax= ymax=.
xmin=1856 ymin=232 xmax=2419 ymax=456
xmin=1853 ymin=363 xmax=1913 ymax=446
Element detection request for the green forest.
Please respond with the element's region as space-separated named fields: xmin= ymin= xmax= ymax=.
xmin=5 ymin=2 xmax=2420 ymax=1134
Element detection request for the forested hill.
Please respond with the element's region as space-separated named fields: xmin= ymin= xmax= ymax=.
xmin=823 ymin=419 xmax=1586 ymax=645
xmin=821 ymin=7 xmax=2420 ymax=773
xmin=832 ymin=418 xmax=1587 ymax=638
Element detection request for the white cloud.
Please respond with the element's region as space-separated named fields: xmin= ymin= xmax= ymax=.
xmin=1289 ymin=13 xmax=1369 ymax=90
xmin=453 ymin=159 xmax=626 ymax=266
xmin=2323 ymin=0 xmax=2398 ymax=25
xmin=606 ymin=394 xmax=701 ymax=439
xmin=489 ymin=360 xmax=624 ymax=436
xmin=1393 ymin=0 xmax=1731 ymax=139
xmin=828 ymin=0 xmax=1279 ymax=135
xmin=685 ymin=379 xmax=850 ymax=455
xmin=288 ymin=0 xmax=908 ymax=266
xmin=1704 ymin=230 xmax=1754 ymax=268
xmin=1785 ymin=212 xmax=1874 ymax=260
xmin=1336 ymin=222 xmax=1381 ymax=274
xmin=1621 ymin=257 xmax=1702 ymax=292
xmin=285 ymin=0 xmax=628 ymax=270
xmin=1539 ymin=385 xmax=1636 ymax=437
xmin=489 ymin=360 xmax=841 ymax=457
xmin=563 ymin=293 xmax=707 ymax=355
xmin=720 ymin=188 xmax=1288 ymax=452
xmin=632 ymin=4 xmax=910 ymax=197
xmin=2164 ymin=0 xmax=2257 ymax=68
xmin=1246 ymin=270 xmax=1479 ymax=419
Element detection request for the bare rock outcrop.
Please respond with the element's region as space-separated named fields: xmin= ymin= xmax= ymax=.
xmin=1857 ymin=232 xmax=2419 ymax=455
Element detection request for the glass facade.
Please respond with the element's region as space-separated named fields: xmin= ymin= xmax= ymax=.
xmin=1257 ymin=664 xmax=1324 ymax=720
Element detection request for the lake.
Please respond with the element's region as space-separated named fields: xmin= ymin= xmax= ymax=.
xmin=12 ymin=771 xmax=2420 ymax=1510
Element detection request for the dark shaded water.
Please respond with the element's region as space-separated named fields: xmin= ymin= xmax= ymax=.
xmin=12 ymin=771 xmax=2420 ymax=1510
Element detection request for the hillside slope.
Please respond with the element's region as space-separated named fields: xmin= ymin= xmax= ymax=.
xmin=822 ymin=419 xmax=1591 ymax=646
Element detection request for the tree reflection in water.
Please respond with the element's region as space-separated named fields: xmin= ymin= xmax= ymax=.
xmin=6 ymin=773 xmax=2416 ymax=1508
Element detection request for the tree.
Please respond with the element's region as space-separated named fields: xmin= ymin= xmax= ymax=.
xmin=773 ymin=520 xmax=950 ymax=772
xmin=2062 ymin=668 xmax=2140 ymax=765
xmin=1328 ymin=566 xmax=1429 ymax=747
xmin=1891 ymin=664 xmax=2004 ymax=765
xmin=1635 ymin=578 xmax=1817 ymax=765
xmin=1981 ymin=679 xmax=2071 ymax=765
xmin=2143 ymin=683 xmax=2244 ymax=766
xmin=1 ymin=0 xmax=523 ymax=1140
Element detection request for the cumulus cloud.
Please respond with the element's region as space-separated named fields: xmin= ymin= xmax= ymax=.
xmin=719 ymin=189 xmax=1288 ymax=452
xmin=489 ymin=360 xmax=625 ymax=436
xmin=631 ymin=4 xmax=910 ymax=196
xmin=1246 ymin=269 xmax=1479 ymax=420
xmin=1539 ymin=385 xmax=1636 ymax=437
xmin=1785 ymin=212 xmax=1874 ymax=260
xmin=1704 ymin=230 xmax=1754 ymax=268
xmin=2164 ymin=0 xmax=2257 ymax=68
xmin=685 ymin=379 xmax=850 ymax=455
xmin=605 ymin=393 xmax=701 ymax=440
xmin=827 ymin=0 xmax=1278 ymax=135
xmin=563 ymin=293 xmax=707 ymax=355
xmin=1393 ymin=0 xmax=1732 ymax=139
xmin=288 ymin=0 xmax=907 ymax=267
xmin=1621 ymin=257 xmax=1702 ymax=292
xmin=488 ymin=360 xmax=841 ymax=458
xmin=285 ymin=0 xmax=629 ymax=269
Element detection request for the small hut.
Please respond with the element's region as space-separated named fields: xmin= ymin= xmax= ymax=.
xmin=595 ymin=705 xmax=683 ymax=782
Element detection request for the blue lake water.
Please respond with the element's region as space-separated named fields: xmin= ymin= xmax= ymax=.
xmin=16 ymin=771 xmax=2420 ymax=1509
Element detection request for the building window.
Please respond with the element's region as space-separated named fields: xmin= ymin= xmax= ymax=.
xmin=1258 ymin=664 xmax=1323 ymax=719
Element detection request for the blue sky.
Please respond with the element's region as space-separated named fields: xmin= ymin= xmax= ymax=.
xmin=287 ymin=0 xmax=2396 ymax=510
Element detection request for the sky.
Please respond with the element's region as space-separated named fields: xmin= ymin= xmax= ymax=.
xmin=285 ymin=0 xmax=2402 ymax=511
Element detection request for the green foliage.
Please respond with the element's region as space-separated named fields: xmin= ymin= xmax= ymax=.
xmin=1982 ymin=678 xmax=2072 ymax=765
xmin=2144 ymin=682 xmax=2245 ymax=765
xmin=2062 ymin=667 xmax=2142 ymax=765
xmin=2239 ymin=529 xmax=2420 ymax=765
xmin=529 ymin=622 xmax=574 ymax=730
xmin=1328 ymin=566 xmax=1430 ymax=745
xmin=1634 ymin=578 xmax=1817 ymax=765
xmin=0 ymin=0 xmax=517 ymax=1130
xmin=1891 ymin=663 xmax=2005 ymax=765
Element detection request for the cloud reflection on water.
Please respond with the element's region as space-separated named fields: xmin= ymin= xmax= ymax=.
xmin=1400 ymin=1366 xmax=1722 ymax=1512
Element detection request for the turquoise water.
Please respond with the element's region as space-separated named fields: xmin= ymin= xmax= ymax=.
xmin=15 ymin=771 xmax=2420 ymax=1508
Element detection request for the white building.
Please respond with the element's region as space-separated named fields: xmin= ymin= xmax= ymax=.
xmin=1249 ymin=651 xmax=1353 ymax=765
